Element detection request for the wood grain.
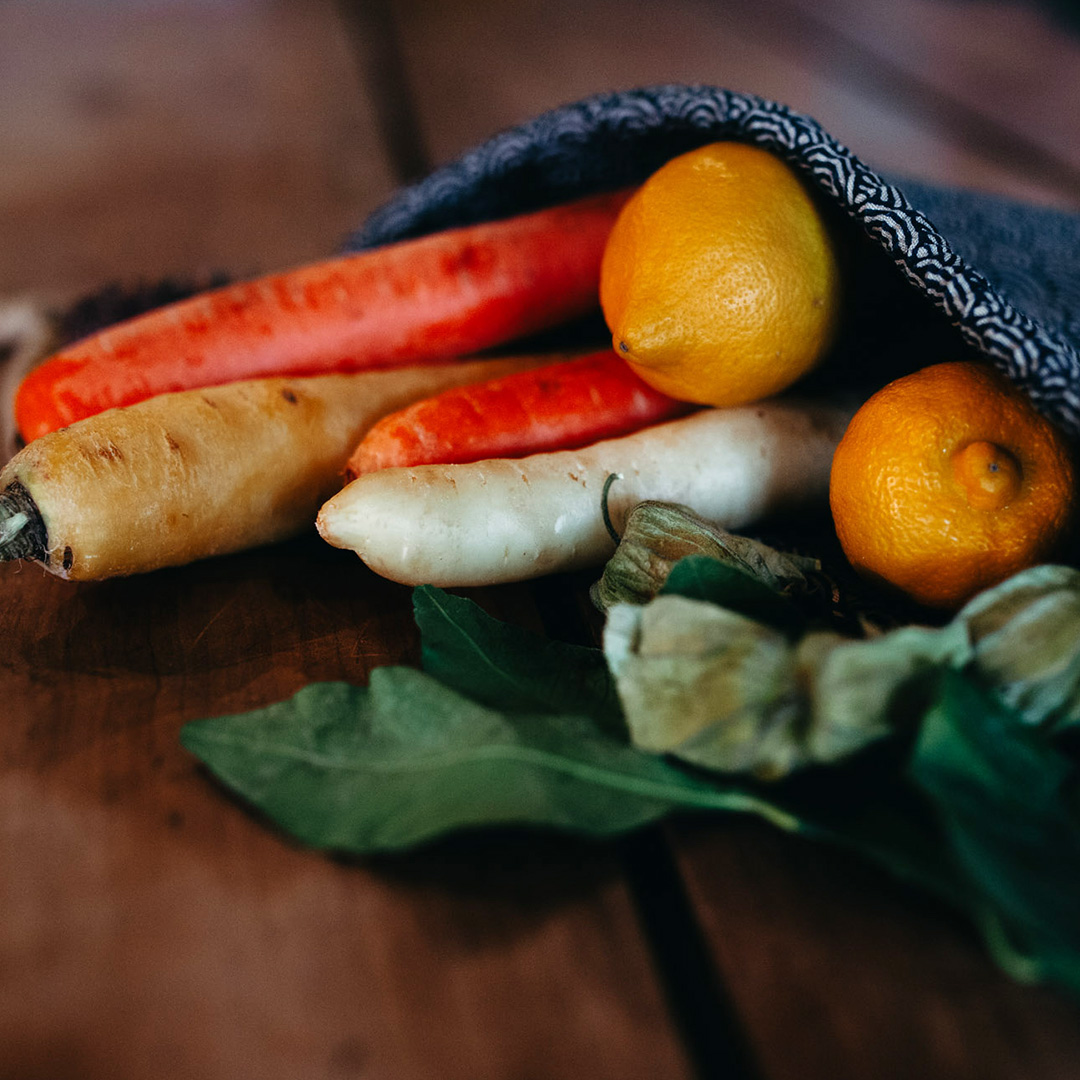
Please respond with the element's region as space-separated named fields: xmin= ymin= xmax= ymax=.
xmin=3 ymin=0 xmax=1080 ymax=1075
xmin=0 ymin=541 xmax=694 ymax=1080
xmin=0 ymin=0 xmax=395 ymax=297
xmin=668 ymin=817 xmax=1080 ymax=1080
xmin=0 ymin=3 xmax=696 ymax=1074
xmin=390 ymin=0 xmax=1080 ymax=209
xmin=782 ymin=0 xmax=1080 ymax=187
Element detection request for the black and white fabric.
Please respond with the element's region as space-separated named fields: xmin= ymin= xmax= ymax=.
xmin=345 ymin=85 xmax=1080 ymax=438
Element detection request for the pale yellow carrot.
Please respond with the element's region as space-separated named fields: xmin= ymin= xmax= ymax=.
xmin=0 ymin=356 xmax=544 ymax=580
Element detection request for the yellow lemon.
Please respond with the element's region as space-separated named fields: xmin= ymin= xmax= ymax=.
xmin=600 ymin=142 xmax=841 ymax=407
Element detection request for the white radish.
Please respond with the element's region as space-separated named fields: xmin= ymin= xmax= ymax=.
xmin=316 ymin=397 xmax=856 ymax=587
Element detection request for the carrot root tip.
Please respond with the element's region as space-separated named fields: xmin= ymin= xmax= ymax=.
xmin=0 ymin=481 xmax=47 ymax=563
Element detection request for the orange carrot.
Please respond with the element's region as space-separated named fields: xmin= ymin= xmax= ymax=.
xmin=15 ymin=190 xmax=633 ymax=443
xmin=345 ymin=349 xmax=694 ymax=478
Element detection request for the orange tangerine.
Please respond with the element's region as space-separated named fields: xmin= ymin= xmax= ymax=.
xmin=829 ymin=361 xmax=1076 ymax=610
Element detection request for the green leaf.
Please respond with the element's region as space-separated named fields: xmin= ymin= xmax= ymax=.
xmin=181 ymin=668 xmax=806 ymax=854
xmin=662 ymin=555 xmax=808 ymax=638
xmin=757 ymin=741 xmax=970 ymax=907
xmin=909 ymin=669 xmax=1080 ymax=995
xmin=181 ymin=553 xmax=1080 ymax=1001
xmin=413 ymin=585 xmax=624 ymax=732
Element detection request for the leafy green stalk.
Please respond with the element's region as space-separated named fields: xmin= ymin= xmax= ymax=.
xmin=180 ymin=522 xmax=1080 ymax=1001
xmin=413 ymin=585 xmax=624 ymax=732
xmin=181 ymin=668 xmax=808 ymax=852
xmin=909 ymin=671 xmax=1080 ymax=995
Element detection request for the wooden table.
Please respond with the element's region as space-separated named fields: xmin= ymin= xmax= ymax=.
xmin=2 ymin=2 xmax=1080 ymax=1076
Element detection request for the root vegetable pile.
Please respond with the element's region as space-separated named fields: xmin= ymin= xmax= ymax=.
xmin=1 ymin=173 xmax=868 ymax=585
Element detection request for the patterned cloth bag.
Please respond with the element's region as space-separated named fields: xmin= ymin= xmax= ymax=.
xmin=346 ymin=85 xmax=1080 ymax=438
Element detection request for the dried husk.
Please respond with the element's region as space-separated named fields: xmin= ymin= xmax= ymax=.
xmin=591 ymin=501 xmax=820 ymax=611
xmin=603 ymin=593 xmax=967 ymax=779
xmin=957 ymin=564 xmax=1080 ymax=734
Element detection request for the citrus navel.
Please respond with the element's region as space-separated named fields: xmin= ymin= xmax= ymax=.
xmin=829 ymin=361 xmax=1076 ymax=610
xmin=600 ymin=141 xmax=841 ymax=408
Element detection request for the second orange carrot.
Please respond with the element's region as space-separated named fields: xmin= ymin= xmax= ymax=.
xmin=346 ymin=349 xmax=694 ymax=478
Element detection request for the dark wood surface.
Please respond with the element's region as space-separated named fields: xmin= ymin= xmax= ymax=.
xmin=2 ymin=2 xmax=1080 ymax=1077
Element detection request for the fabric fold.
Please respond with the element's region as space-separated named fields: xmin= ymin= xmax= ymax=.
xmin=345 ymin=85 xmax=1080 ymax=436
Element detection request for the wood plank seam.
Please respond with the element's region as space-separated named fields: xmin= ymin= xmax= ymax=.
xmin=334 ymin=0 xmax=433 ymax=186
xmin=330 ymin=12 xmax=782 ymax=1051
xmin=619 ymin=828 xmax=764 ymax=1080
xmin=721 ymin=0 xmax=1080 ymax=201
xmin=523 ymin=581 xmax=765 ymax=1078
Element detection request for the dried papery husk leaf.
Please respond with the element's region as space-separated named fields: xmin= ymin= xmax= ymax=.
xmin=809 ymin=623 xmax=968 ymax=764
xmin=603 ymin=595 xmax=802 ymax=775
xmin=957 ymin=564 xmax=1080 ymax=733
xmin=603 ymin=595 xmax=967 ymax=780
xmin=599 ymin=514 xmax=1080 ymax=780
xmin=591 ymin=501 xmax=820 ymax=611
